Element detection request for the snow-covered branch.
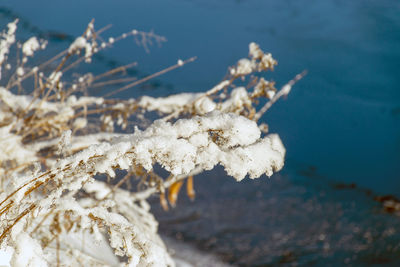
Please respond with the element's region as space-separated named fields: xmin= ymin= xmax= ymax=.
xmin=0 ymin=20 xmax=298 ymax=266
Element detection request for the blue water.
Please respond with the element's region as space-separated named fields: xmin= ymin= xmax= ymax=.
xmin=3 ymin=0 xmax=399 ymax=194
xmin=2 ymin=0 xmax=400 ymax=265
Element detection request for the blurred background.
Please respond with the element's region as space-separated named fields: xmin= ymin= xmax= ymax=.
xmin=1 ymin=0 xmax=400 ymax=265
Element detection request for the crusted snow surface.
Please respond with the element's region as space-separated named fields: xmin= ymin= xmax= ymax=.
xmin=68 ymin=111 xmax=285 ymax=180
xmin=137 ymin=86 xmax=258 ymax=116
xmin=0 ymin=87 xmax=103 ymax=114
xmin=221 ymin=134 xmax=285 ymax=180
xmin=138 ymin=93 xmax=203 ymax=113
xmin=47 ymin=111 xmax=284 ymax=184
xmin=10 ymin=232 xmax=47 ymax=267
xmin=0 ymin=125 xmax=36 ymax=167
xmin=135 ymin=111 xmax=284 ymax=179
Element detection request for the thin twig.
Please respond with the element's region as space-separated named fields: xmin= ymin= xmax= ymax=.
xmin=92 ymin=62 xmax=137 ymax=82
xmin=254 ymin=70 xmax=307 ymax=121
xmin=103 ymin=57 xmax=197 ymax=98
xmin=91 ymin=77 xmax=137 ymax=88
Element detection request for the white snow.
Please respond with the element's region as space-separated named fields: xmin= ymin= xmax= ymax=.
xmin=16 ymin=67 xmax=24 ymax=76
xmin=22 ymin=37 xmax=39 ymax=57
xmin=139 ymin=93 xmax=203 ymax=113
xmin=235 ymin=58 xmax=254 ymax=76
xmin=68 ymin=36 xmax=87 ymax=54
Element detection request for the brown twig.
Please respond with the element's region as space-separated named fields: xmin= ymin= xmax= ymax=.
xmin=103 ymin=57 xmax=197 ymax=98
xmin=254 ymin=70 xmax=307 ymax=121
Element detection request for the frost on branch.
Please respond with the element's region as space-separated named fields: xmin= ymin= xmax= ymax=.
xmin=0 ymin=20 xmax=303 ymax=266
xmin=22 ymin=37 xmax=40 ymax=57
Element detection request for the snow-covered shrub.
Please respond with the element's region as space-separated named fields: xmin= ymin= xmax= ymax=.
xmin=0 ymin=20 xmax=304 ymax=266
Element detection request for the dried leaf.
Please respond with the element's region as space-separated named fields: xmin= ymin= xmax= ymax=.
xmin=186 ymin=175 xmax=195 ymax=201
xmin=168 ymin=180 xmax=184 ymax=207
xmin=160 ymin=192 xmax=169 ymax=211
